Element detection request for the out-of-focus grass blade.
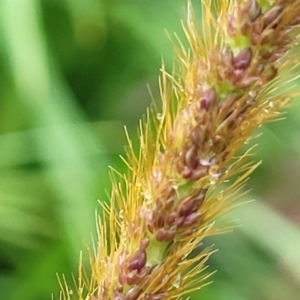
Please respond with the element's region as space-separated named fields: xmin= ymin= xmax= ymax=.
xmin=0 ymin=122 xmax=124 ymax=168
xmin=0 ymin=175 xmax=54 ymax=248
xmin=229 ymin=198 xmax=300 ymax=284
xmin=0 ymin=0 xmax=109 ymax=262
xmin=190 ymin=280 xmax=247 ymax=300
xmin=8 ymin=242 xmax=70 ymax=300
xmin=110 ymin=0 xmax=185 ymax=67
xmin=212 ymin=230 xmax=300 ymax=299
xmin=64 ymin=0 xmax=106 ymax=49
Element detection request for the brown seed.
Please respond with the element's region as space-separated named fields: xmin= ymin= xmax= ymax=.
xmin=167 ymin=212 xmax=177 ymax=226
xmin=182 ymin=212 xmax=202 ymax=226
xmin=213 ymin=135 xmax=222 ymax=143
xmin=165 ymin=196 xmax=174 ymax=210
xmin=191 ymin=126 xmax=201 ymax=146
xmin=263 ymin=5 xmax=283 ymax=29
xmin=190 ymin=168 xmax=208 ymax=181
xmin=239 ymin=76 xmax=259 ymax=88
xmin=234 ymin=47 xmax=252 ymax=70
xmin=128 ymin=249 xmax=147 ymax=272
xmin=200 ymin=88 xmax=217 ymax=111
xmin=193 ymin=196 xmax=205 ymax=211
xmin=182 ymin=166 xmax=193 ymax=179
xmin=164 ymin=228 xmax=176 ymax=242
xmin=185 ymin=145 xmax=198 ymax=168
xmin=156 ymin=197 xmax=163 ymax=208
xmin=260 ymin=48 xmax=273 ymax=59
xmin=241 ymin=21 xmax=252 ymax=36
xmin=176 ymin=216 xmax=185 ymax=227
xmin=156 ymin=228 xmax=166 ymax=242
xmin=124 ymin=286 xmax=141 ymax=300
xmin=127 ymin=270 xmax=139 ymax=285
xmin=178 ymin=199 xmax=196 ymax=217
xmin=154 ymin=214 xmax=165 ymax=228
xmin=260 ymin=29 xmax=274 ymax=45
xmin=290 ymin=15 xmax=300 ymax=26
xmin=248 ymin=0 xmax=261 ymax=22
xmin=218 ymin=94 xmax=237 ymax=118
xmin=140 ymin=266 xmax=151 ymax=278
xmin=252 ymin=17 xmax=264 ymax=36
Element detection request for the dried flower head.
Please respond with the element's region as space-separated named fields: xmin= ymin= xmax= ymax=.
xmin=58 ymin=0 xmax=300 ymax=299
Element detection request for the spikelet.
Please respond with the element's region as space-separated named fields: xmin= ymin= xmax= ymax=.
xmin=58 ymin=0 xmax=300 ymax=299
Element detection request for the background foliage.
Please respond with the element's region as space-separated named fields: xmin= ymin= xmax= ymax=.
xmin=1 ymin=0 xmax=300 ymax=299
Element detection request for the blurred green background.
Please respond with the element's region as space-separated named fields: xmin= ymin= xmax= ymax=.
xmin=1 ymin=0 xmax=300 ymax=299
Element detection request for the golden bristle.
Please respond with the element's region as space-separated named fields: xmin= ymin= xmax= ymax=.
xmin=58 ymin=1 xmax=300 ymax=299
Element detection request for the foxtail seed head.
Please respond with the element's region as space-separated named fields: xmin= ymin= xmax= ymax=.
xmin=58 ymin=1 xmax=300 ymax=299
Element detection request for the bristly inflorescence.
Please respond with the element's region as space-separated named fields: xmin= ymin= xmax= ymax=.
xmin=58 ymin=1 xmax=300 ymax=300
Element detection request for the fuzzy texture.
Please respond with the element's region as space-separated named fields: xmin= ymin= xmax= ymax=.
xmin=58 ymin=0 xmax=300 ymax=299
